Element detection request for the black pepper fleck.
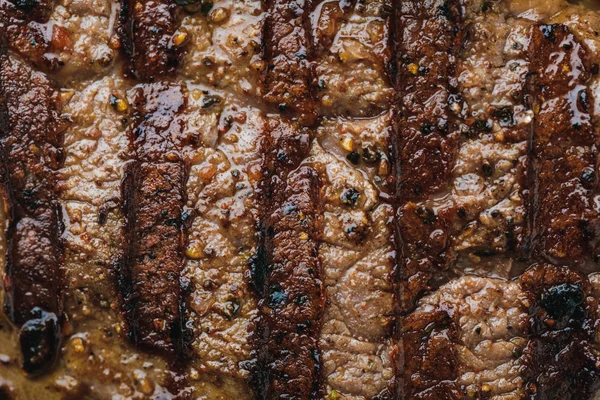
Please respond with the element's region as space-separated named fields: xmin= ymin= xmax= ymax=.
xmin=346 ymin=151 xmax=360 ymax=165
xmin=340 ymin=188 xmax=360 ymax=206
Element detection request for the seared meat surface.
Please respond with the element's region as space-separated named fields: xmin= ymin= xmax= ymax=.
xmin=402 ymin=268 xmax=600 ymax=399
xmin=0 ymin=53 xmax=66 ymax=376
xmin=0 ymin=0 xmax=600 ymax=399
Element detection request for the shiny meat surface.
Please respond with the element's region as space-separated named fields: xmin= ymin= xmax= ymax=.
xmin=393 ymin=1 xmax=600 ymax=400
xmin=401 ymin=269 xmax=600 ymax=399
xmin=0 ymin=0 xmax=600 ymax=399
xmin=526 ymin=23 xmax=598 ymax=266
xmin=401 ymin=276 xmax=529 ymax=399
xmin=389 ymin=0 xmax=466 ymax=313
xmin=119 ymin=83 xmax=188 ymax=354
xmin=0 ymin=54 xmax=66 ymax=376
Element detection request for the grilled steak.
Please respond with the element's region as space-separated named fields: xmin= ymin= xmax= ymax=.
xmin=0 ymin=0 xmax=599 ymax=399
xmin=401 ymin=268 xmax=600 ymax=399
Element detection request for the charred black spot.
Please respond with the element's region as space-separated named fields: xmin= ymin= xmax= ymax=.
xmin=362 ymin=145 xmax=380 ymax=164
xmin=11 ymin=0 xmax=41 ymax=13
xmin=494 ymin=106 xmax=514 ymax=127
xmin=201 ymin=95 xmax=222 ymax=109
xmin=269 ymin=286 xmax=287 ymax=307
xmin=294 ymin=294 xmax=307 ymax=304
xmin=416 ymin=206 xmax=436 ymax=224
xmin=221 ymin=298 xmax=241 ymax=320
xmin=482 ymin=160 xmax=494 ymax=177
xmin=541 ymin=283 xmax=584 ymax=321
xmin=578 ymin=89 xmax=589 ymax=113
xmin=181 ymin=208 xmax=193 ymax=224
xmin=437 ymin=2 xmax=451 ymax=19
xmin=473 ymin=249 xmax=497 ymax=257
xmin=282 ymin=202 xmax=297 ymax=215
xmin=276 ymin=149 xmax=289 ymax=163
xmin=98 ymin=199 xmax=120 ymax=225
xmin=19 ymin=309 xmax=60 ymax=375
xmin=418 ymin=65 xmax=430 ymax=75
xmin=345 ymin=222 xmax=367 ymax=242
xmin=346 ymin=151 xmax=360 ymax=165
xmin=474 ymin=118 xmax=492 ymax=133
xmin=199 ymin=1 xmax=214 ymax=15
xmin=174 ymin=0 xmax=201 ymax=4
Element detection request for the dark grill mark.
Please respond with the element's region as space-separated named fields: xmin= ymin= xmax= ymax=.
xmin=400 ymin=310 xmax=461 ymax=400
xmin=250 ymin=0 xmax=324 ymax=397
xmin=389 ymin=0 xmax=465 ymax=314
xmin=0 ymin=0 xmax=66 ymax=69
xmin=251 ymin=121 xmax=324 ymax=400
xmin=261 ymin=0 xmax=316 ymax=126
xmin=388 ymin=1 xmax=466 ymax=395
xmin=119 ymin=82 xmax=188 ymax=354
xmin=0 ymin=54 xmax=66 ymax=375
xmin=115 ymin=0 xmax=190 ymax=360
xmin=118 ymin=0 xmax=183 ymax=81
xmin=526 ymin=24 xmax=599 ymax=267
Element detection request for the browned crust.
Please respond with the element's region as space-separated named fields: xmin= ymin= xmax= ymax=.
xmin=387 ymin=3 xmax=466 ymax=398
xmin=0 ymin=54 xmax=65 ymax=374
xmin=526 ymin=24 xmax=599 ymax=266
xmin=519 ymin=264 xmax=600 ymax=399
xmin=119 ymin=83 xmax=187 ymax=354
xmin=0 ymin=0 xmax=73 ymax=69
xmin=262 ymin=0 xmax=316 ymax=126
xmin=129 ymin=82 xmax=187 ymax=163
xmin=249 ymin=1 xmax=325 ymax=396
xmin=389 ymin=0 xmax=465 ymax=314
xmin=121 ymin=162 xmax=186 ymax=354
xmin=250 ymin=120 xmax=325 ymax=400
xmin=390 ymin=0 xmax=464 ymax=202
xmin=310 ymin=0 xmax=357 ymax=55
xmin=399 ymin=310 xmax=461 ymax=400
xmin=118 ymin=0 xmax=182 ymax=81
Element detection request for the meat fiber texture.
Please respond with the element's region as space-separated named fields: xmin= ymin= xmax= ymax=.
xmin=0 ymin=0 xmax=599 ymax=399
